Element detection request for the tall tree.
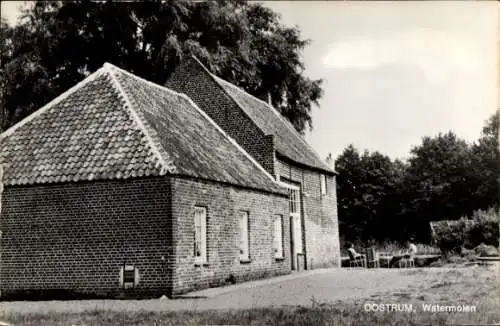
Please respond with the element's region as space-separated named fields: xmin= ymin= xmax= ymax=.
xmin=470 ymin=111 xmax=500 ymax=210
xmin=335 ymin=145 xmax=363 ymax=242
xmin=0 ymin=0 xmax=323 ymax=133
xmin=404 ymin=132 xmax=475 ymax=241
xmin=335 ymin=145 xmax=408 ymax=243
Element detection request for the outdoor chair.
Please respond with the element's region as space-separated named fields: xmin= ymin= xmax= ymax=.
xmin=347 ymin=248 xmax=366 ymax=268
xmin=398 ymin=251 xmax=415 ymax=268
xmin=365 ymin=247 xmax=380 ymax=268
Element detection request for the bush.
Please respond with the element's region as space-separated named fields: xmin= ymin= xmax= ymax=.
xmin=475 ymin=243 xmax=499 ymax=257
xmin=431 ymin=208 xmax=499 ymax=254
xmin=465 ymin=208 xmax=500 ymax=249
xmin=461 ymin=247 xmax=476 ymax=260
xmin=431 ymin=219 xmax=465 ymax=254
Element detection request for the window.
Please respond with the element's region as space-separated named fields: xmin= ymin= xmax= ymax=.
xmin=121 ymin=265 xmax=137 ymax=289
xmin=288 ymin=187 xmax=301 ymax=214
xmin=273 ymin=215 xmax=284 ymax=259
xmin=320 ymin=174 xmax=327 ymax=196
xmin=239 ymin=211 xmax=250 ymax=261
xmin=194 ymin=206 xmax=207 ymax=264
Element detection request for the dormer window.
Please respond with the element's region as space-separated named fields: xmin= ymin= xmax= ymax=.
xmin=320 ymin=174 xmax=327 ymax=196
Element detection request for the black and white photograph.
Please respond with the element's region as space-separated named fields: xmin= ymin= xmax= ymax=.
xmin=0 ymin=0 xmax=498 ymax=325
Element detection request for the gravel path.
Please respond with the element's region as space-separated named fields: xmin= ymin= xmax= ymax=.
xmin=0 ymin=267 xmax=488 ymax=314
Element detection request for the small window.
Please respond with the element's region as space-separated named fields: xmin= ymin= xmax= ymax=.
xmin=194 ymin=206 xmax=207 ymax=264
xmin=121 ymin=265 xmax=138 ymax=289
xmin=273 ymin=215 xmax=284 ymax=259
xmin=320 ymin=174 xmax=327 ymax=196
xmin=239 ymin=211 xmax=250 ymax=261
xmin=123 ymin=267 xmax=135 ymax=284
xmin=288 ymin=188 xmax=301 ymax=214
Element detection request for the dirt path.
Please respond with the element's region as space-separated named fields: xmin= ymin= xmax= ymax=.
xmin=0 ymin=267 xmax=494 ymax=314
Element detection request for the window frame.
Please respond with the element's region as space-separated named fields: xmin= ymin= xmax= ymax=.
xmin=239 ymin=210 xmax=250 ymax=262
xmin=278 ymin=180 xmax=301 ymax=217
xmin=278 ymin=180 xmax=303 ymax=254
xmin=194 ymin=206 xmax=208 ymax=265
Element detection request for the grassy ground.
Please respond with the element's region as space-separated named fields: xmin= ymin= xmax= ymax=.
xmin=1 ymin=266 xmax=498 ymax=326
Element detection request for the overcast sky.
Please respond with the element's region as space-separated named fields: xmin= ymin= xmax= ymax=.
xmin=264 ymin=1 xmax=498 ymax=161
xmin=2 ymin=1 xmax=498 ymax=161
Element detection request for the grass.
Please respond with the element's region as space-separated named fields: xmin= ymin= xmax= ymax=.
xmin=1 ymin=266 xmax=498 ymax=325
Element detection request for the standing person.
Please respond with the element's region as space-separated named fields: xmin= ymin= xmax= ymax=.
xmin=407 ymin=239 xmax=417 ymax=257
xmin=400 ymin=238 xmax=417 ymax=268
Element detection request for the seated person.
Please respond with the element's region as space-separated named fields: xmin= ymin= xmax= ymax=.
xmin=347 ymin=243 xmax=366 ymax=266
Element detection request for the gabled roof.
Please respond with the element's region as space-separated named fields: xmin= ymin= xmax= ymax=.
xmin=0 ymin=63 xmax=285 ymax=195
xmin=187 ymin=56 xmax=335 ymax=174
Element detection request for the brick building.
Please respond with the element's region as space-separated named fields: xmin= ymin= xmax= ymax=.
xmin=0 ymin=59 xmax=339 ymax=299
xmin=166 ymin=56 xmax=340 ymax=270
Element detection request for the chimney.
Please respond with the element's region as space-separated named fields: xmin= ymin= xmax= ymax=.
xmin=325 ymin=153 xmax=335 ymax=170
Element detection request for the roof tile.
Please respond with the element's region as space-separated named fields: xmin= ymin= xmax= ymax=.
xmin=212 ymin=75 xmax=333 ymax=173
xmin=0 ymin=63 xmax=285 ymax=195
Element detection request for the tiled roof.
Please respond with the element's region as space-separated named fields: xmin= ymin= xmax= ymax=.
xmin=0 ymin=63 xmax=285 ymax=195
xmin=190 ymin=57 xmax=335 ymax=173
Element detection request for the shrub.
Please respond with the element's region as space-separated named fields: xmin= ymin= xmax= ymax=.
xmin=461 ymin=247 xmax=476 ymax=260
xmin=431 ymin=208 xmax=499 ymax=254
xmin=431 ymin=219 xmax=465 ymax=254
xmin=475 ymin=243 xmax=499 ymax=257
xmin=465 ymin=208 xmax=500 ymax=249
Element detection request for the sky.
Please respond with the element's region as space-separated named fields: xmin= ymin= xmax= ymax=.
xmin=2 ymin=1 xmax=498 ymax=161
xmin=264 ymin=1 xmax=498 ymax=161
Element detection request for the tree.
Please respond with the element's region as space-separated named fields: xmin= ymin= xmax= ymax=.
xmin=335 ymin=145 xmax=363 ymax=242
xmin=0 ymin=0 xmax=323 ymax=133
xmin=335 ymin=145 xmax=408 ymax=243
xmin=404 ymin=132 xmax=476 ymax=242
xmin=470 ymin=111 xmax=500 ymax=210
xmin=335 ymin=114 xmax=498 ymax=245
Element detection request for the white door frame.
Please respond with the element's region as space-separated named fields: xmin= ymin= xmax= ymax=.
xmin=278 ymin=179 xmax=302 ymax=270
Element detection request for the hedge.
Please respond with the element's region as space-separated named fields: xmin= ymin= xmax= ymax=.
xmin=430 ymin=208 xmax=499 ymax=254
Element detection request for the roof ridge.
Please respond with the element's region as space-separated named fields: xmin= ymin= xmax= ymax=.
xmin=103 ymin=63 xmax=173 ymax=175
xmin=104 ymin=62 xmax=192 ymax=102
xmin=179 ymin=89 xmax=280 ymax=185
xmin=190 ymin=57 xmax=332 ymax=173
xmin=104 ymin=62 xmax=280 ymax=185
xmin=0 ymin=66 xmax=108 ymax=140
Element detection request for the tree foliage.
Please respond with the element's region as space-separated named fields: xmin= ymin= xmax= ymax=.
xmin=335 ymin=145 xmax=407 ymax=242
xmin=335 ymin=112 xmax=500 ymax=244
xmin=0 ymin=0 xmax=322 ymax=133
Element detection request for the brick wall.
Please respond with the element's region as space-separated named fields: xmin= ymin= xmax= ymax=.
xmin=166 ymin=58 xmax=340 ymax=271
xmin=170 ymin=176 xmax=290 ymax=295
xmin=277 ymin=159 xmax=341 ymax=269
xmin=0 ymin=178 xmax=174 ymax=299
xmin=166 ymin=59 xmax=277 ymax=176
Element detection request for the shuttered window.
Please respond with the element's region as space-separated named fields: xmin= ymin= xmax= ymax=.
xmin=273 ymin=215 xmax=284 ymax=259
xmin=194 ymin=206 xmax=207 ymax=264
xmin=239 ymin=211 xmax=250 ymax=261
xmin=320 ymin=174 xmax=327 ymax=196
